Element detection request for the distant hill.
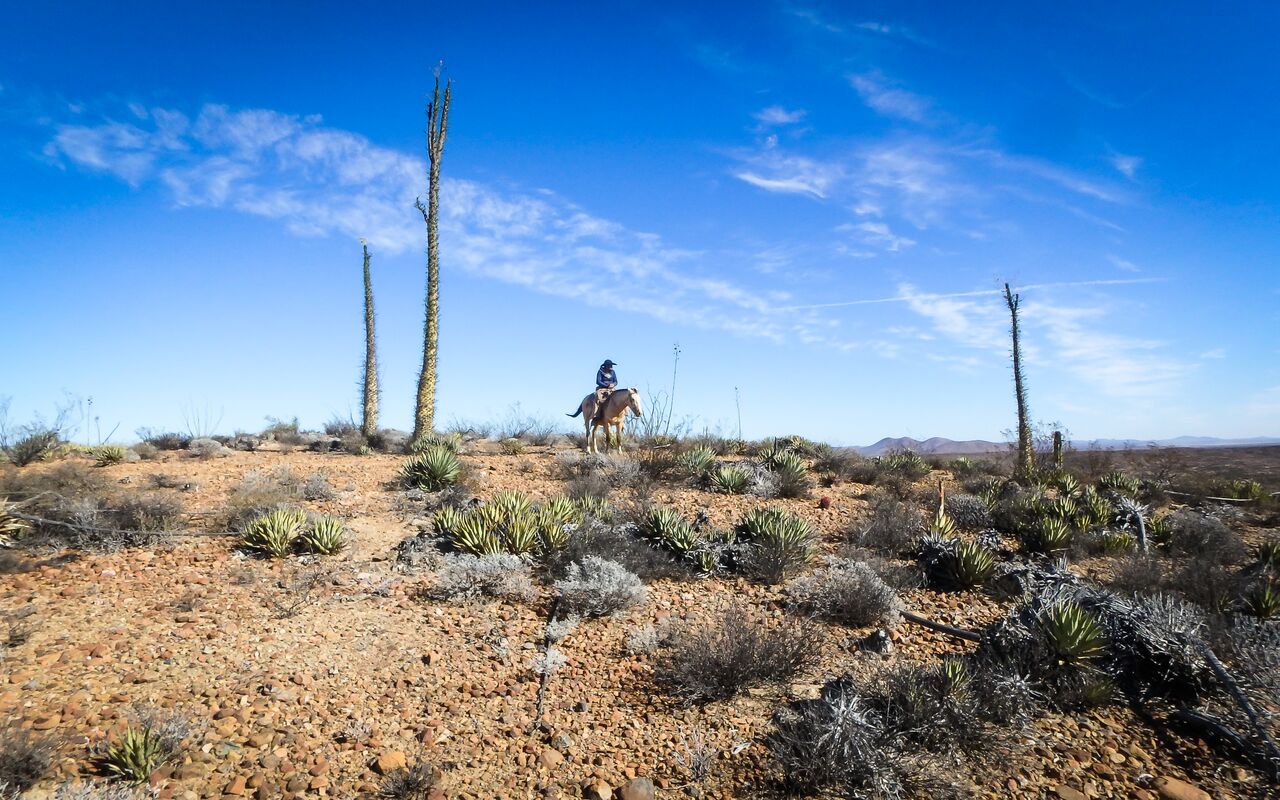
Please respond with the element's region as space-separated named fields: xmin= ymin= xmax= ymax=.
xmin=855 ymin=435 xmax=1280 ymax=456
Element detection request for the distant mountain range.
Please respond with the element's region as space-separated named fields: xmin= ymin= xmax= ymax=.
xmin=855 ymin=435 xmax=1280 ymax=457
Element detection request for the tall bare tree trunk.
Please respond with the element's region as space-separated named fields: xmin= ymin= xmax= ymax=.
xmin=1004 ymin=283 xmax=1035 ymax=481
xmin=413 ymin=74 xmax=452 ymax=443
xmin=360 ymin=240 xmax=379 ymax=439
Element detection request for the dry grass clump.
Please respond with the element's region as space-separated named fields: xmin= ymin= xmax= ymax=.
xmin=0 ymin=726 xmax=53 ymax=797
xmin=656 ymin=605 xmax=819 ymax=703
xmin=785 ymin=558 xmax=902 ymax=629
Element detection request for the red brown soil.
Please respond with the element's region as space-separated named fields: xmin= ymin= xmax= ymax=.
xmin=2 ymin=446 xmax=1275 ymax=799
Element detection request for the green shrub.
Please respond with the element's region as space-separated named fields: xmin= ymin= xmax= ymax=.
xmin=710 ymin=464 xmax=750 ymax=495
xmin=301 ymin=515 xmax=347 ymax=555
xmin=92 ymin=445 xmax=128 ymax=467
xmin=241 ymin=508 xmax=305 ymax=558
xmin=102 ymin=727 xmax=168 ymax=784
xmin=6 ymin=430 xmax=61 ymax=467
xmin=1038 ymin=601 xmax=1106 ymax=661
xmin=400 ymin=447 xmax=461 ymax=491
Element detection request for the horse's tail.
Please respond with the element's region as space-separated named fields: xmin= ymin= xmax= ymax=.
xmin=567 ymin=406 xmax=583 ymax=418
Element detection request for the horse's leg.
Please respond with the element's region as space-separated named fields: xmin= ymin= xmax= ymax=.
xmin=616 ymin=419 xmax=625 ymax=453
xmin=583 ymin=411 xmax=592 ymax=453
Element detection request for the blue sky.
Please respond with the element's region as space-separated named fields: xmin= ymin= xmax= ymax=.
xmin=2 ymin=1 xmax=1278 ymax=445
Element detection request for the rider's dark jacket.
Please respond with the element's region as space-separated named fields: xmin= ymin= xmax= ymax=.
xmin=596 ymin=367 xmax=617 ymax=390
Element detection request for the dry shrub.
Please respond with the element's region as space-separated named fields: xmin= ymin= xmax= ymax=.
xmin=852 ymin=495 xmax=925 ymax=557
xmin=785 ymin=558 xmax=902 ymax=629
xmin=656 ymin=605 xmax=819 ymax=703
xmin=0 ymin=726 xmax=52 ymax=796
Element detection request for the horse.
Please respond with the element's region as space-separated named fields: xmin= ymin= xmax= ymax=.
xmin=567 ymin=388 xmax=643 ymax=453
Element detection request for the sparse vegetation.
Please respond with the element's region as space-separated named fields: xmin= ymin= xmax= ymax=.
xmin=657 ymin=605 xmax=819 ymax=702
xmin=401 ymin=446 xmax=462 ymax=491
xmin=555 ymin=556 xmax=647 ymax=617
xmin=785 ymin=558 xmax=902 ymax=629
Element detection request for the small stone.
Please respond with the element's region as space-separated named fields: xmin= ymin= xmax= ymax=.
xmin=538 ymin=748 xmax=563 ymax=769
xmin=1152 ymin=777 xmax=1212 ymax=800
xmin=224 ymin=776 xmax=247 ymax=796
xmin=1053 ymin=787 xmax=1086 ymax=800
xmin=583 ymin=781 xmax=611 ymax=800
xmin=617 ymin=778 xmax=655 ymax=800
xmin=373 ymin=751 xmax=407 ymax=775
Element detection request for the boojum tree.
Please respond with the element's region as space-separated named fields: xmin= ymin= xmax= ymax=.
xmin=1004 ymin=283 xmax=1035 ymax=481
xmin=360 ymin=239 xmax=379 ymax=439
xmin=412 ymin=70 xmax=452 ymax=444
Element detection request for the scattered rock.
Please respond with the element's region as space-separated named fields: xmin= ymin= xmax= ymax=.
xmin=1152 ymin=777 xmax=1212 ymax=800
xmin=616 ymin=778 xmax=655 ymax=800
xmin=373 ymin=751 xmax=407 ymax=775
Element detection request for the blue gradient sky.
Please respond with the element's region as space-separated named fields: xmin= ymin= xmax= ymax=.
xmin=2 ymin=1 xmax=1277 ymax=444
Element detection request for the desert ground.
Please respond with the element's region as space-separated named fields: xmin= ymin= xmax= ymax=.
xmin=1 ymin=434 xmax=1278 ymax=800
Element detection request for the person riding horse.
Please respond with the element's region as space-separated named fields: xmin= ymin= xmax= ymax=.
xmin=595 ymin=359 xmax=618 ymax=409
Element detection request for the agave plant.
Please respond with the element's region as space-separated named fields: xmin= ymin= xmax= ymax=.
xmin=301 ymin=515 xmax=347 ymax=555
xmin=432 ymin=506 xmax=465 ymax=537
xmin=1044 ymin=496 xmax=1077 ymax=522
xmin=978 ymin=478 xmax=1007 ymax=511
xmin=575 ymin=495 xmax=612 ymax=521
xmin=450 ymin=513 xmax=504 ymax=556
xmin=1028 ymin=517 xmax=1072 ymax=554
xmin=677 ymin=445 xmax=717 ymax=477
xmin=644 ymin=506 xmax=700 ymax=555
xmin=1094 ymin=530 xmax=1136 ymax=554
xmin=1098 ymin=471 xmax=1140 ymax=497
xmin=536 ymin=510 xmax=572 ymax=552
xmin=945 ymin=540 xmax=997 ymax=589
xmin=409 ymin=432 xmax=462 ymax=454
xmin=938 ymin=658 xmax=969 ymax=696
xmin=1053 ymin=473 xmax=1082 ymax=498
xmin=502 ymin=513 xmax=540 ymax=555
xmin=1258 ymin=539 xmax=1280 ymax=572
xmin=1077 ymin=675 xmax=1117 ymax=707
xmin=0 ymin=498 xmax=30 ymax=547
xmin=880 ymin=450 xmax=929 ymax=478
xmin=1225 ymin=479 xmax=1265 ymax=501
xmin=928 ymin=507 xmax=958 ymax=538
xmin=739 ymin=507 xmax=814 ymax=560
xmin=539 ymin=495 xmax=582 ymax=526
xmin=1244 ymin=581 xmax=1280 ymax=620
xmin=93 ymin=444 xmax=128 ymax=466
xmin=757 ymin=438 xmax=793 ymax=468
xmin=1038 ymin=600 xmax=1106 ymax=662
xmin=711 ymin=464 xmax=751 ymax=495
xmin=241 ymin=508 xmax=305 ymax=558
xmin=490 ymin=490 xmax=532 ymax=523
xmin=401 ymin=446 xmax=462 ymax=491
xmin=1073 ymin=488 xmax=1112 ymax=531
xmin=102 ymin=726 xmax=169 ymax=784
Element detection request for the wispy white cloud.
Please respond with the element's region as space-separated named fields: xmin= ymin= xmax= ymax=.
xmin=1108 ymin=254 xmax=1141 ymax=273
xmin=43 ymin=101 xmax=830 ymax=344
xmin=753 ymin=105 xmax=806 ymax=126
xmin=837 ymin=220 xmax=915 ymax=252
xmin=774 ymin=278 xmax=1163 ymax=311
xmin=1199 ymin=348 xmax=1226 ymax=360
xmin=1110 ymin=153 xmax=1141 ymax=179
xmin=849 ymin=72 xmax=932 ymax=123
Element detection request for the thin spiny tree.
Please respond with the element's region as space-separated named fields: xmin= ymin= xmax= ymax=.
xmin=1004 ymin=283 xmax=1034 ymax=481
xmin=412 ymin=69 xmax=452 ymax=443
xmin=360 ymin=238 xmax=379 ymax=439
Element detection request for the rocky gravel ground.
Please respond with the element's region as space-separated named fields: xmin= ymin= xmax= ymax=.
xmin=1 ymin=446 xmax=1275 ymax=799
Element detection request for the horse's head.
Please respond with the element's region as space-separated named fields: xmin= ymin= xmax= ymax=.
xmin=626 ymin=388 xmax=643 ymax=418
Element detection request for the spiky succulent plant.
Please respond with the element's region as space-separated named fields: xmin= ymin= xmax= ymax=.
xmin=575 ymin=495 xmax=612 ymax=522
xmin=0 ymin=498 xmax=30 ymax=547
xmin=490 ymin=490 xmax=532 ymax=522
xmin=1245 ymin=581 xmax=1280 ymax=620
xmin=711 ymin=464 xmax=751 ymax=495
xmin=409 ymin=432 xmax=462 ymax=454
xmin=502 ymin=513 xmax=539 ymax=555
xmin=1094 ymin=530 xmax=1136 ymax=554
xmin=400 ymin=446 xmax=461 ymax=491
xmin=1027 ymin=517 xmax=1072 ymax=554
xmin=928 ymin=507 xmax=958 ymax=538
xmin=102 ymin=726 xmax=169 ymax=784
xmin=1045 ymin=496 xmax=1077 ymax=522
xmin=450 ymin=513 xmax=504 ymax=556
xmin=93 ymin=444 xmax=128 ymax=466
xmin=739 ymin=507 xmax=814 ymax=559
xmin=241 ymin=508 xmax=305 ymax=558
xmin=1053 ymin=473 xmax=1082 ymax=498
xmin=432 ymin=505 xmax=465 ymax=537
xmin=301 ymin=515 xmax=347 ymax=555
xmin=1258 ymin=539 xmax=1280 ymax=572
xmin=1098 ymin=471 xmax=1140 ymax=497
xmin=1038 ymin=600 xmax=1106 ymax=661
xmin=677 ymin=445 xmax=717 ymax=477
xmin=644 ymin=506 xmax=700 ymax=555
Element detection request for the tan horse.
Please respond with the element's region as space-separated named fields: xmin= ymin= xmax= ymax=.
xmin=567 ymin=388 xmax=643 ymax=453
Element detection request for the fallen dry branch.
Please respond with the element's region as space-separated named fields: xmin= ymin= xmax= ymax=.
xmin=1196 ymin=642 xmax=1280 ymax=777
xmin=901 ymin=610 xmax=981 ymax=643
xmin=6 ymin=508 xmax=230 ymax=539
